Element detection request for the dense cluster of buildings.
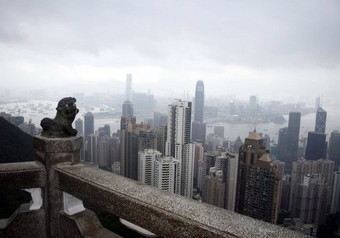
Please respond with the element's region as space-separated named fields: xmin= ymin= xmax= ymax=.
xmin=2 ymin=74 xmax=340 ymax=236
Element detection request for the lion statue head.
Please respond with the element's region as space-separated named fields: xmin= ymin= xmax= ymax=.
xmin=41 ymin=97 xmax=79 ymax=138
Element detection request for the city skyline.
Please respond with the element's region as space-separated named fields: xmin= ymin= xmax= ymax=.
xmin=0 ymin=1 xmax=339 ymax=103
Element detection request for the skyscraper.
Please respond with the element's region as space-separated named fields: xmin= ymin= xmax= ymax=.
xmin=287 ymin=112 xmax=301 ymax=159
xmin=194 ymin=81 xmax=204 ymax=123
xmin=278 ymin=127 xmax=288 ymax=161
xmin=75 ymin=118 xmax=83 ymax=136
xmin=329 ymin=130 xmax=340 ymax=170
xmin=278 ymin=112 xmax=301 ymax=173
xmin=120 ymin=116 xmax=138 ymax=180
xmin=84 ymin=112 xmax=94 ymax=138
xmin=192 ymin=81 xmax=206 ymax=143
xmin=165 ymin=99 xmax=195 ymax=198
xmin=122 ymin=74 xmax=134 ymax=117
xmin=122 ymin=100 xmax=133 ymax=117
xmin=315 ymin=107 xmax=327 ymax=134
xmin=305 ymin=132 xmax=327 ymax=161
xmin=235 ymin=131 xmax=281 ymax=224
xmin=249 ymin=96 xmax=257 ymax=117
xmin=126 ymin=73 xmax=132 ymax=102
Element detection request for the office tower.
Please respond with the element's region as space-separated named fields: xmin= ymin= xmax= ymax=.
xmin=330 ymin=169 xmax=340 ymax=214
xmin=165 ymin=99 xmax=195 ymax=198
xmin=138 ymin=149 xmax=162 ymax=186
xmin=315 ymin=107 xmax=327 ymax=134
xmin=278 ymin=127 xmax=288 ymax=161
xmin=120 ymin=116 xmax=138 ymax=180
xmin=214 ymin=124 xmax=224 ymax=138
xmin=75 ymin=118 xmax=83 ymax=136
xmin=329 ymin=130 xmax=340 ymax=170
xmin=155 ymin=123 xmax=167 ymax=156
xmin=192 ymin=81 xmax=206 ymax=143
xmin=84 ymin=112 xmax=94 ymax=138
xmin=287 ymin=112 xmax=301 ymax=169
xmin=122 ymin=74 xmax=134 ymax=117
xmin=249 ymin=96 xmax=257 ymax=116
xmin=305 ymin=132 xmax=327 ymax=161
xmin=194 ymin=81 xmax=204 ymax=123
xmin=191 ymin=121 xmax=206 ymax=143
xmin=290 ymin=174 xmax=329 ymax=225
xmin=205 ymin=167 xmax=225 ymax=208
xmin=278 ymin=112 xmax=301 ymax=173
xmin=235 ymin=131 xmax=281 ymax=224
xmin=126 ymin=73 xmax=132 ymax=101
xmin=122 ymin=100 xmax=133 ymax=117
xmin=155 ymin=156 xmax=181 ymax=193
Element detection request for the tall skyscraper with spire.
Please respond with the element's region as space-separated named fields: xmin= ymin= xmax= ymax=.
xmin=192 ymin=81 xmax=206 ymax=143
xmin=165 ymin=99 xmax=195 ymax=198
xmin=315 ymin=107 xmax=327 ymax=134
xmin=122 ymin=74 xmax=133 ymax=117
xmin=194 ymin=81 xmax=204 ymax=122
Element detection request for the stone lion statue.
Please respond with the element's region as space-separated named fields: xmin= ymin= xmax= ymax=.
xmin=41 ymin=97 xmax=79 ymax=137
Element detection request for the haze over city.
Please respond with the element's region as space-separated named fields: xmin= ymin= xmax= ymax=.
xmin=0 ymin=0 xmax=340 ymax=103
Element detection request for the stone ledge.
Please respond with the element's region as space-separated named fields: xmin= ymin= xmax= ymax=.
xmin=56 ymin=164 xmax=309 ymax=238
xmin=0 ymin=161 xmax=45 ymax=189
xmin=34 ymin=136 xmax=83 ymax=153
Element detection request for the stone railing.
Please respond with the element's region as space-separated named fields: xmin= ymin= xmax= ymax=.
xmin=0 ymin=136 xmax=310 ymax=238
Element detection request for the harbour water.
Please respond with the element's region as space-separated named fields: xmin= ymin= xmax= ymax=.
xmin=1 ymin=100 xmax=339 ymax=144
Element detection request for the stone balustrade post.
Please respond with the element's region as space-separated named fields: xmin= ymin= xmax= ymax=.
xmin=34 ymin=135 xmax=82 ymax=238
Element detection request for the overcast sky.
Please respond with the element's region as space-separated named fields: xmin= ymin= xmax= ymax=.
xmin=0 ymin=0 xmax=339 ymax=103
